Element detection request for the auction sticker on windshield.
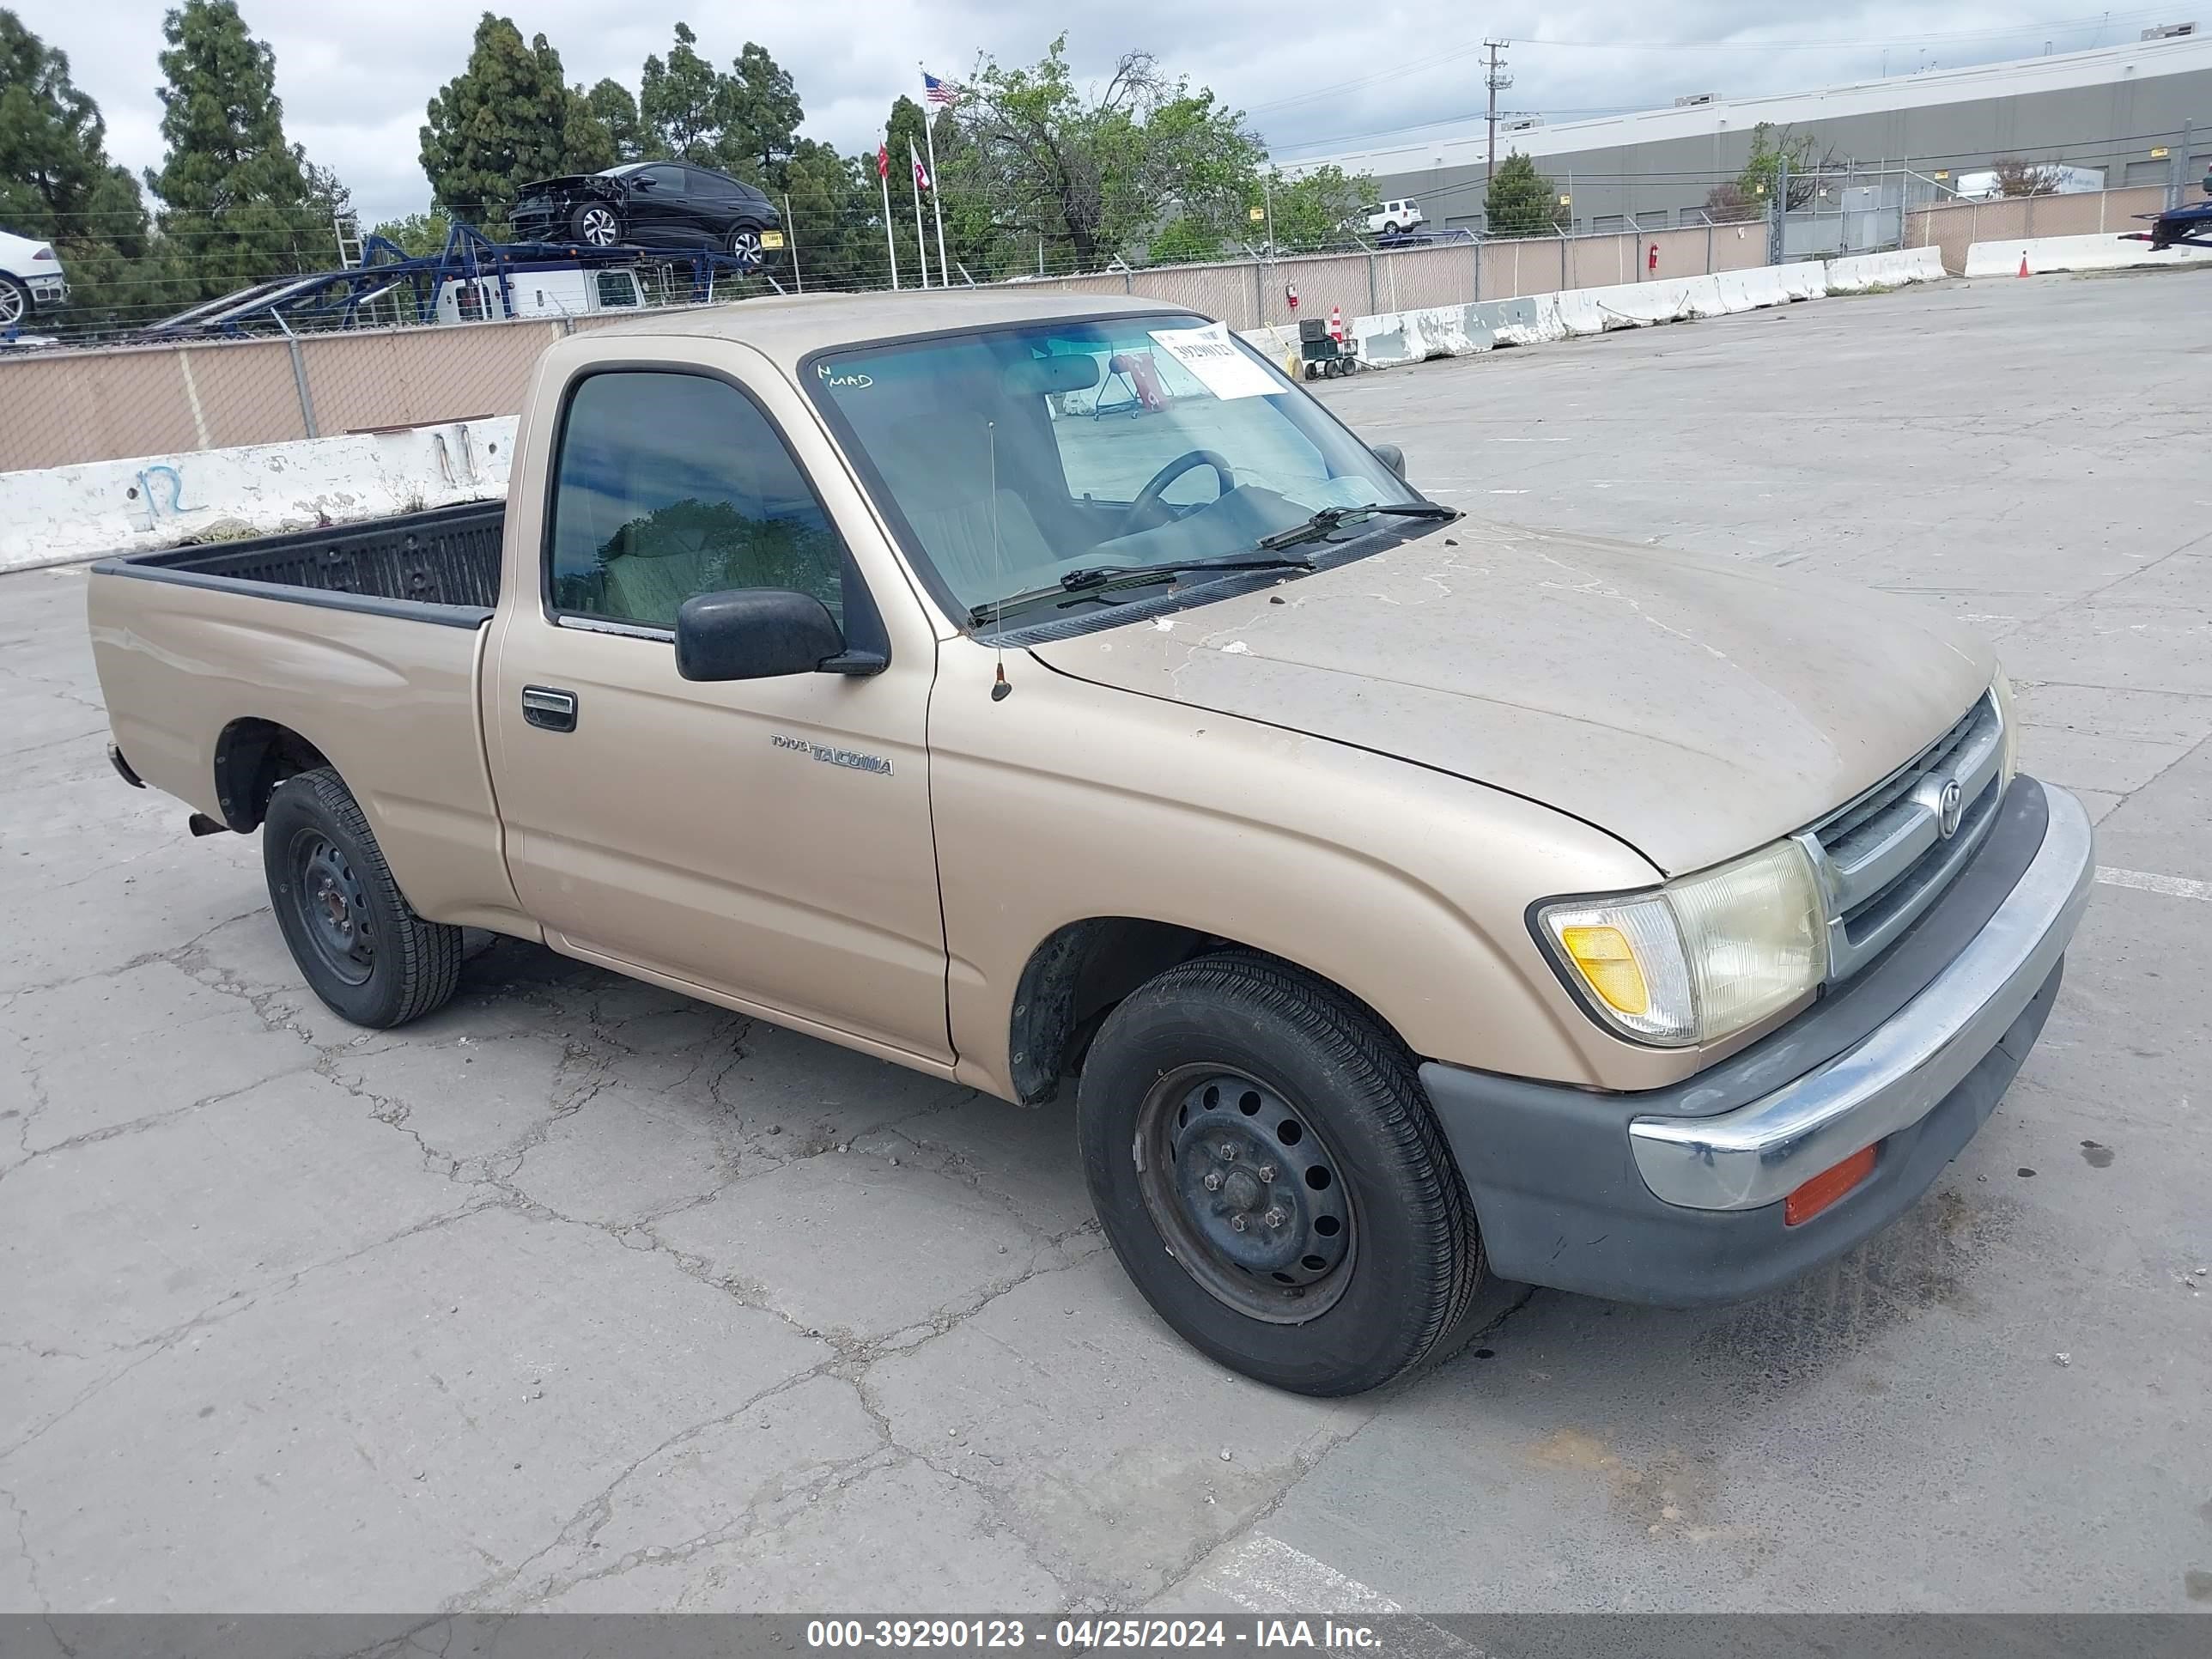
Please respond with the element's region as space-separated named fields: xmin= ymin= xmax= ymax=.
xmin=1147 ymin=322 xmax=1279 ymax=400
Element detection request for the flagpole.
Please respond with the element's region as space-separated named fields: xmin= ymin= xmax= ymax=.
xmin=908 ymin=139 xmax=932 ymax=288
xmin=879 ymin=143 xmax=900 ymax=290
xmin=921 ymin=70 xmax=951 ymax=286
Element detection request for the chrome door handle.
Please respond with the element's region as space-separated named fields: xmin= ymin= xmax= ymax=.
xmin=521 ymin=686 xmax=578 ymax=732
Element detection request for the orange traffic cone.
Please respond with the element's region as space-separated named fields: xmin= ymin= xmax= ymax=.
xmin=2017 ymin=252 xmax=2031 ymax=277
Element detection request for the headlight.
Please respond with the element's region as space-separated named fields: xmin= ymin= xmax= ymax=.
xmin=1991 ymin=667 xmax=2017 ymax=787
xmin=1535 ymin=839 xmax=1829 ymax=1047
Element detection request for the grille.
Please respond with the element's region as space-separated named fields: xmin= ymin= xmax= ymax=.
xmin=1804 ymin=691 xmax=2005 ymax=981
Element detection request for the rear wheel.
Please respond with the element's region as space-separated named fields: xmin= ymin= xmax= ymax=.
xmin=727 ymin=225 xmax=764 ymax=266
xmin=0 ymin=276 xmax=28 ymax=330
xmin=571 ymin=203 xmax=622 ymax=246
xmin=263 ymin=767 xmax=462 ymax=1029
xmin=1077 ymin=952 xmax=1483 ymax=1395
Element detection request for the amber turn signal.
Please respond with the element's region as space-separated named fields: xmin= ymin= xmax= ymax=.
xmin=1783 ymin=1143 xmax=1878 ymax=1226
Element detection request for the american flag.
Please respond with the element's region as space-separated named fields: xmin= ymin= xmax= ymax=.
xmin=922 ymin=71 xmax=957 ymax=106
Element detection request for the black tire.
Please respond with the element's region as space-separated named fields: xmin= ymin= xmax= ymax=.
xmin=1078 ymin=952 xmax=1483 ymax=1395
xmin=0 ymin=275 xmax=29 ymax=331
xmin=570 ymin=202 xmax=623 ymax=247
xmin=727 ymin=224 xmax=765 ymax=267
xmin=1381 ymin=220 xmax=1401 ymax=236
xmin=263 ymin=767 xmax=462 ymax=1029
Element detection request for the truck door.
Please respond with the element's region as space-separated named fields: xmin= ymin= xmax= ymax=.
xmin=488 ymin=358 xmax=951 ymax=1064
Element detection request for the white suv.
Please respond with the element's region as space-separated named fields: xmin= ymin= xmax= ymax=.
xmin=0 ymin=228 xmax=68 ymax=331
xmin=1364 ymin=199 xmax=1425 ymax=235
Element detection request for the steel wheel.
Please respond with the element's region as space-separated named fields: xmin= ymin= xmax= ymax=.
xmin=1135 ymin=1064 xmax=1355 ymax=1324
xmin=288 ymin=827 xmax=375 ymax=988
xmin=0 ymin=278 xmax=27 ymax=329
xmin=728 ymin=226 xmax=763 ymax=267
xmin=574 ymin=204 xmax=621 ymax=246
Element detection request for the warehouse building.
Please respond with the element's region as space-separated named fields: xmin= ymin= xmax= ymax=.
xmin=1279 ymin=27 xmax=2212 ymax=234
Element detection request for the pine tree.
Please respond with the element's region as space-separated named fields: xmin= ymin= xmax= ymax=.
xmin=0 ymin=8 xmax=160 ymax=327
xmin=420 ymin=13 xmax=609 ymax=234
xmin=720 ymin=42 xmax=803 ymax=190
xmin=781 ymin=138 xmax=890 ymax=289
xmin=144 ymin=0 xmax=338 ymax=301
xmin=641 ymin=23 xmax=723 ymax=164
xmin=1485 ymin=151 xmax=1561 ymax=237
xmin=585 ymin=79 xmax=643 ymax=161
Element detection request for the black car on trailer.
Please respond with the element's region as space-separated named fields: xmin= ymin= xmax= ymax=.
xmin=510 ymin=161 xmax=781 ymax=265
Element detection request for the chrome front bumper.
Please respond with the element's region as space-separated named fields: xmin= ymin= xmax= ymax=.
xmin=1627 ymin=779 xmax=2095 ymax=1211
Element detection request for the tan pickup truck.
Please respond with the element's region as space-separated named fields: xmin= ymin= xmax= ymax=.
xmin=88 ymin=291 xmax=2094 ymax=1395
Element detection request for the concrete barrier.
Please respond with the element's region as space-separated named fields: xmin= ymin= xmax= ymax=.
xmin=1824 ymin=246 xmax=1947 ymax=292
xmin=1351 ymin=303 xmax=1494 ymax=368
xmin=1469 ymin=296 xmax=1547 ymax=345
xmin=1962 ymin=233 xmax=2212 ymax=278
xmin=0 ymin=417 xmax=516 ymax=574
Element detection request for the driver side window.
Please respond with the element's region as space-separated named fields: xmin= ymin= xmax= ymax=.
xmin=547 ymin=371 xmax=846 ymax=630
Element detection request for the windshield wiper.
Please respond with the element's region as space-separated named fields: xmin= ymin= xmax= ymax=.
xmin=1252 ymin=501 xmax=1461 ymax=553
xmin=967 ymin=555 xmax=1316 ymax=627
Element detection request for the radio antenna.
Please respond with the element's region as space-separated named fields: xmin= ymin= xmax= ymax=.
xmin=988 ymin=418 xmax=1010 ymax=701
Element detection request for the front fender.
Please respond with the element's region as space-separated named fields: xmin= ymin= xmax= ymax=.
xmin=929 ymin=641 xmax=1686 ymax=1100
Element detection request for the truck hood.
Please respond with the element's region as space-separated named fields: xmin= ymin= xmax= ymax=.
xmin=1026 ymin=519 xmax=1996 ymax=876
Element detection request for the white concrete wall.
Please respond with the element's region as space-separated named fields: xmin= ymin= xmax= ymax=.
xmin=1962 ymin=233 xmax=2212 ymax=277
xmin=1344 ymin=258 xmax=1872 ymax=370
xmin=0 ymin=417 xmax=516 ymax=574
xmin=1825 ymin=246 xmax=1948 ymax=291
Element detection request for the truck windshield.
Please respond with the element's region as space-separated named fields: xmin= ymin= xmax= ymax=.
xmin=805 ymin=313 xmax=1419 ymax=629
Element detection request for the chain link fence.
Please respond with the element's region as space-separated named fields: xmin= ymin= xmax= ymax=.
xmin=1905 ymin=184 xmax=2170 ymax=273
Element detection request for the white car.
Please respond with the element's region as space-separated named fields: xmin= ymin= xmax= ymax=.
xmin=0 ymin=228 xmax=68 ymax=331
xmin=1364 ymin=198 xmax=1425 ymax=236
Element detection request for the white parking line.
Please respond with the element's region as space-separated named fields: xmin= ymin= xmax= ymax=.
xmin=1197 ymin=1538 xmax=1482 ymax=1657
xmin=1201 ymin=1534 xmax=1403 ymax=1614
xmin=2096 ymin=866 xmax=2212 ymax=902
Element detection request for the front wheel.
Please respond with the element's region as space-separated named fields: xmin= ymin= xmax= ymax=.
xmin=1077 ymin=952 xmax=1483 ymax=1395
xmin=570 ymin=203 xmax=623 ymax=247
xmin=263 ymin=767 xmax=462 ymax=1029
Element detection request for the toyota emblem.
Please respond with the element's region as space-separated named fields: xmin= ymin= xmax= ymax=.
xmin=1937 ymin=778 xmax=1965 ymax=839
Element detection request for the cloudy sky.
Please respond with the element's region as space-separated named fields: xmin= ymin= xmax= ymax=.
xmin=34 ymin=1 xmax=2195 ymax=226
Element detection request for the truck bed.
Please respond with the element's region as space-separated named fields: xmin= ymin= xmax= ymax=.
xmin=87 ymin=497 xmax=523 ymax=933
xmin=94 ymin=501 xmax=504 ymax=623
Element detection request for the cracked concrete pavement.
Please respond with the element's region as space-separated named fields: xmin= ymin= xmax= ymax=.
xmin=2 ymin=270 xmax=2208 ymax=1615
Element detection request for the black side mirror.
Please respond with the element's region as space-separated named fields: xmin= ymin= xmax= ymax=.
xmin=677 ymin=589 xmax=850 ymax=681
xmin=1372 ymin=442 xmax=1407 ymax=480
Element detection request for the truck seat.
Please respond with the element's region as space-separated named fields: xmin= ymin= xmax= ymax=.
xmin=875 ymin=414 xmax=1060 ymax=601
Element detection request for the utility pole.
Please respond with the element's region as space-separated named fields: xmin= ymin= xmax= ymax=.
xmin=1484 ymin=40 xmax=1512 ymax=193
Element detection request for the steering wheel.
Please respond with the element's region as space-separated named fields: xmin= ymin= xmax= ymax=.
xmin=1120 ymin=450 xmax=1236 ymax=536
